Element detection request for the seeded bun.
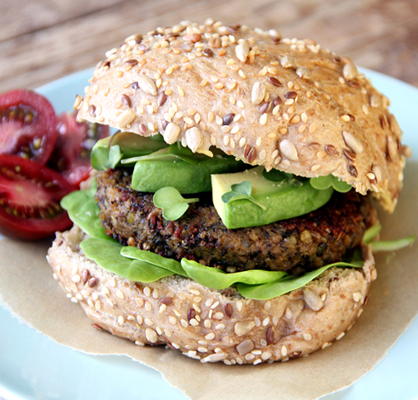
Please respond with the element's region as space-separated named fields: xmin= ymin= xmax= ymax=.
xmin=48 ymin=224 xmax=376 ymax=364
xmin=76 ymin=20 xmax=409 ymax=212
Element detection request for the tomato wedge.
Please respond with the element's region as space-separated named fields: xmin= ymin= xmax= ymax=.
xmin=0 ymin=155 xmax=73 ymax=240
xmin=48 ymin=112 xmax=109 ymax=188
xmin=0 ymin=89 xmax=57 ymax=164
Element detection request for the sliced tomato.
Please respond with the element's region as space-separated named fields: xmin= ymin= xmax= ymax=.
xmin=0 ymin=155 xmax=73 ymax=240
xmin=0 ymin=89 xmax=57 ymax=164
xmin=48 ymin=112 xmax=109 ymax=188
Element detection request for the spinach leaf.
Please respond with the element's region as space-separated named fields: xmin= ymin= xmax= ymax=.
xmin=181 ymin=259 xmax=287 ymax=290
xmin=153 ymin=187 xmax=199 ymax=220
xmin=262 ymin=169 xmax=295 ymax=183
xmin=81 ymin=238 xmax=173 ymax=282
xmin=91 ymin=133 xmax=169 ymax=170
xmin=61 ymin=184 xmax=114 ymax=241
xmin=363 ymin=224 xmax=382 ymax=243
xmin=121 ymin=246 xmax=187 ymax=277
xmin=237 ymin=260 xmax=362 ymax=300
xmin=362 ymin=224 xmax=414 ymax=251
xmin=370 ymin=236 xmax=415 ymax=252
xmin=122 ymin=144 xmax=200 ymax=165
xmin=221 ymin=181 xmax=267 ymax=210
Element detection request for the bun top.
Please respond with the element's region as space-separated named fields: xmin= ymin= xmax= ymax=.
xmin=76 ymin=19 xmax=411 ymax=212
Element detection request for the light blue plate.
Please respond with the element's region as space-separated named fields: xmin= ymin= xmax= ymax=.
xmin=0 ymin=68 xmax=417 ymax=400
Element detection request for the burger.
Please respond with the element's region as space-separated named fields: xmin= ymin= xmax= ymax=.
xmin=47 ymin=20 xmax=412 ymax=365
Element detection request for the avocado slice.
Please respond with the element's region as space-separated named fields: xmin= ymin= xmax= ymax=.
xmin=131 ymin=146 xmax=246 ymax=194
xmin=212 ymin=167 xmax=334 ymax=229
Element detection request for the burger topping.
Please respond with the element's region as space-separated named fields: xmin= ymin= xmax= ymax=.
xmin=60 ymin=185 xmax=365 ymax=300
xmin=153 ymin=187 xmax=199 ymax=220
xmin=212 ymin=167 xmax=333 ymax=229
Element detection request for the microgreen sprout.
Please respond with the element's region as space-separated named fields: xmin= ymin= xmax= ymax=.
xmin=153 ymin=186 xmax=199 ymax=220
xmin=221 ymin=181 xmax=266 ymax=210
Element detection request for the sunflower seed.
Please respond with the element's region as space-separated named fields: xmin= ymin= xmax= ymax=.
xmin=137 ymin=75 xmax=157 ymax=95
xmin=185 ymin=127 xmax=203 ymax=152
xmin=163 ymin=122 xmax=181 ymax=144
xmin=343 ymin=131 xmax=364 ymax=154
xmin=252 ymin=82 xmax=266 ymax=105
xmin=343 ymin=61 xmax=358 ymax=81
xmin=279 ymin=139 xmax=299 ymax=161
xmin=235 ymin=39 xmax=250 ymax=62
xmin=117 ymin=109 xmax=136 ymax=128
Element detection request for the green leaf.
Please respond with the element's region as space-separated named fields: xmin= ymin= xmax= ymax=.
xmin=262 ymin=168 xmax=293 ymax=182
xmin=370 ymin=236 xmax=415 ymax=252
xmin=153 ymin=187 xmax=199 ymax=220
xmin=121 ymin=246 xmax=187 ymax=277
xmin=221 ymin=181 xmax=267 ymax=211
xmin=61 ymin=184 xmax=115 ymax=241
xmin=91 ymin=132 xmax=169 ymax=170
xmin=310 ymin=175 xmax=351 ymax=193
xmin=81 ymin=238 xmax=173 ymax=282
xmin=122 ymin=144 xmax=200 ymax=165
xmin=237 ymin=261 xmax=362 ymax=300
xmin=363 ymin=224 xmax=382 ymax=243
xmin=181 ymin=259 xmax=287 ymax=290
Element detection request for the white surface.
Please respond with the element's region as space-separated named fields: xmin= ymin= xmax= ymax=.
xmin=0 ymin=68 xmax=417 ymax=400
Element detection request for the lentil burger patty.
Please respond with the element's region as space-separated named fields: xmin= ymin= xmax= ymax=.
xmin=96 ymin=168 xmax=377 ymax=275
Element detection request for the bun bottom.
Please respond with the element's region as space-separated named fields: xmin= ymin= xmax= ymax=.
xmin=47 ymin=225 xmax=376 ymax=365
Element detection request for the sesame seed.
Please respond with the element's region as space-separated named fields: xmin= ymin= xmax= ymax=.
xmin=169 ymin=316 xmax=177 ymax=325
xmin=118 ymin=316 xmax=125 ymax=325
xmin=213 ymin=312 xmax=224 ymax=320
xmin=285 ymin=307 xmax=293 ymax=319
xmin=290 ymin=114 xmax=300 ymax=124
xmin=238 ymin=70 xmax=247 ymax=79
xmin=146 ymin=328 xmax=158 ymax=343
xmin=303 ymin=333 xmax=312 ymax=341
xmin=281 ymin=346 xmax=288 ymax=357
xmin=353 ymin=292 xmax=362 ymax=302
xmin=309 ymin=123 xmax=317 ymax=133
xmin=211 ymin=301 xmax=220 ymax=309
xmin=205 ymin=333 xmax=215 ymax=340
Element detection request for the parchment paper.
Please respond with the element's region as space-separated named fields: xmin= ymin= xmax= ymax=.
xmin=1 ymin=162 xmax=417 ymax=400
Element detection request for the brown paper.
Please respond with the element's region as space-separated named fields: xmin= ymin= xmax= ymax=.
xmin=1 ymin=162 xmax=418 ymax=400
